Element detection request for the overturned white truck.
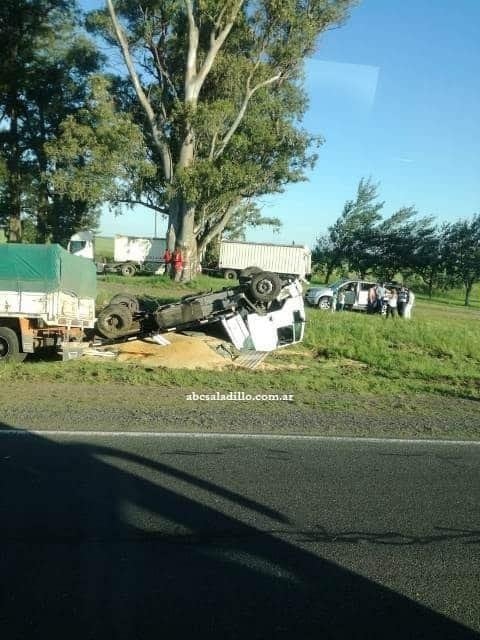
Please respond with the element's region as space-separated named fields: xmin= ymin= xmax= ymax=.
xmin=96 ymin=270 xmax=306 ymax=352
xmin=0 ymin=244 xmax=96 ymax=361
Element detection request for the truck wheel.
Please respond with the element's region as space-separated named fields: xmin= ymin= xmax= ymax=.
xmin=109 ymin=294 xmax=140 ymax=314
xmin=96 ymin=304 xmax=133 ymax=339
xmin=0 ymin=327 xmax=27 ymax=362
xmin=318 ymin=297 xmax=331 ymax=310
xmin=239 ymin=266 xmax=262 ymax=278
xmin=249 ymin=271 xmax=282 ymax=302
xmin=121 ymin=263 xmax=136 ymax=277
xmin=223 ymin=269 xmax=237 ymax=280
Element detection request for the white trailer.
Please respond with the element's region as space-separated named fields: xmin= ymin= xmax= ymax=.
xmin=68 ymin=232 xmax=166 ymax=276
xmin=218 ymin=240 xmax=311 ymax=280
xmin=113 ymin=235 xmax=166 ymax=270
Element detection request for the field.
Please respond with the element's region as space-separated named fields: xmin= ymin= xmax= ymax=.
xmin=1 ymin=274 xmax=479 ymax=438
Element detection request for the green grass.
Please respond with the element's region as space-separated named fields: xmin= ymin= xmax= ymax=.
xmin=96 ymin=273 xmax=231 ymax=306
xmin=1 ymin=273 xmax=479 ymax=403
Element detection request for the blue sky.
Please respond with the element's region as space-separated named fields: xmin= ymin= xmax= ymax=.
xmin=82 ymin=1 xmax=480 ymax=246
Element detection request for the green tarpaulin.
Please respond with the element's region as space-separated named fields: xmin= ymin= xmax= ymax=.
xmin=0 ymin=244 xmax=96 ymax=299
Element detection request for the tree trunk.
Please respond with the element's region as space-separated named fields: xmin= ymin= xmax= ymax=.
xmin=36 ymin=106 xmax=51 ymax=243
xmin=325 ymin=263 xmax=335 ymax=284
xmin=6 ymin=103 xmax=22 ymax=243
xmin=464 ymin=281 xmax=472 ymax=306
xmin=427 ymin=275 xmax=433 ymax=299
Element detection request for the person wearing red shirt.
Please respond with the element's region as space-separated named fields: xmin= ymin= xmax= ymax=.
xmin=172 ymin=247 xmax=183 ymax=281
xmin=163 ymin=249 xmax=172 ymax=276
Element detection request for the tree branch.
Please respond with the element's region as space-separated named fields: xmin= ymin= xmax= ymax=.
xmin=193 ymin=0 xmax=244 ymax=99
xmin=214 ymin=72 xmax=282 ymax=160
xmin=197 ymin=202 xmax=239 ymax=253
xmin=184 ymin=0 xmax=199 ymax=101
xmin=113 ymin=198 xmax=168 ymax=214
xmin=106 ymin=0 xmax=172 ymax=181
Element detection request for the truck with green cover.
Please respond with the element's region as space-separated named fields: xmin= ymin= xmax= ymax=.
xmin=0 ymin=244 xmax=96 ymax=361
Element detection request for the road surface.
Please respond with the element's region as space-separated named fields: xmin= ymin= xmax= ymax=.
xmin=0 ymin=428 xmax=479 ymax=638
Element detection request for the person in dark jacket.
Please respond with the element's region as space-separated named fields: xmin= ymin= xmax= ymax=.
xmin=397 ymin=286 xmax=409 ymax=317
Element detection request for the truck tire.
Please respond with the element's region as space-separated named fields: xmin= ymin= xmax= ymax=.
xmin=96 ymin=304 xmax=133 ymax=339
xmin=0 ymin=327 xmax=27 ymax=362
xmin=249 ymin=271 xmax=282 ymax=303
xmin=239 ymin=266 xmax=262 ymax=278
xmin=121 ymin=263 xmax=137 ymax=277
xmin=223 ymin=269 xmax=237 ymax=280
xmin=109 ymin=294 xmax=140 ymax=314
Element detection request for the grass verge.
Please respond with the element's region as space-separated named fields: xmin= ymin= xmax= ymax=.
xmin=0 ymin=274 xmax=479 ymax=437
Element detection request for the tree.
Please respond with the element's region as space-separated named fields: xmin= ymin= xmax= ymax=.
xmin=372 ymin=208 xmax=437 ymax=281
xmin=80 ymin=0 xmax=355 ymax=278
xmin=314 ymin=178 xmax=384 ymax=281
xmin=408 ymin=224 xmax=444 ymax=298
xmin=443 ymin=215 xmax=480 ymax=306
xmin=313 ymin=179 xmax=444 ymax=285
xmin=0 ymin=0 xmax=104 ymax=244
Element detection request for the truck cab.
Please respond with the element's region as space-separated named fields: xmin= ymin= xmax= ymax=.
xmin=67 ymin=231 xmax=95 ymax=260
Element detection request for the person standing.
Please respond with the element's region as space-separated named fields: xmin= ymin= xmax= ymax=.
xmin=404 ymin=289 xmax=415 ymax=319
xmin=397 ymin=286 xmax=409 ymax=317
xmin=172 ymin=247 xmax=183 ymax=281
xmin=368 ymin=286 xmax=377 ymax=313
xmin=375 ymin=283 xmax=386 ymax=313
xmin=338 ymin=290 xmax=346 ymax=311
xmin=386 ymin=288 xmax=398 ymax=318
xmin=163 ymin=248 xmax=172 ymax=276
xmin=331 ymin=290 xmax=337 ymax=312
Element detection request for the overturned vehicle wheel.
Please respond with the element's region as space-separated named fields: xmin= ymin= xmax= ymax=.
xmin=109 ymin=293 xmax=140 ymax=314
xmin=96 ymin=304 xmax=133 ymax=339
xmin=248 ymin=271 xmax=282 ymax=303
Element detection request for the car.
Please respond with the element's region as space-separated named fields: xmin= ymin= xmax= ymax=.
xmin=304 ymin=279 xmax=378 ymax=311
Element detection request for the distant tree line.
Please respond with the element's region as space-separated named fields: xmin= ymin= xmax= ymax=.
xmin=313 ymin=179 xmax=480 ymax=306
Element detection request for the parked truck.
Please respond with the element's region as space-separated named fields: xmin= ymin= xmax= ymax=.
xmin=217 ymin=240 xmax=312 ymax=280
xmin=96 ymin=270 xmax=305 ymax=353
xmin=68 ymin=231 xmax=166 ymax=276
xmin=0 ymin=244 xmax=96 ymax=361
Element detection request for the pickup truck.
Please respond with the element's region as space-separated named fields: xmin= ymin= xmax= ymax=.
xmin=96 ymin=270 xmax=306 ymax=352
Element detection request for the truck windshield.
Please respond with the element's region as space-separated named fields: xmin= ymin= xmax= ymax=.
xmin=69 ymin=241 xmax=86 ymax=254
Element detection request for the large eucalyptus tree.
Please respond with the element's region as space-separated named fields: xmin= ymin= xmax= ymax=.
xmin=84 ymin=0 xmax=355 ymax=278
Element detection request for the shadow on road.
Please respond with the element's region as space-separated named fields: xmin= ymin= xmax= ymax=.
xmin=0 ymin=422 xmax=478 ymax=639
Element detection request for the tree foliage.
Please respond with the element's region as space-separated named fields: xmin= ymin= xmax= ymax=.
xmin=0 ymin=0 xmax=102 ymax=243
xmin=313 ymin=178 xmax=480 ymax=305
xmin=65 ymin=0 xmax=357 ymax=277
xmin=442 ymin=215 xmax=480 ymax=306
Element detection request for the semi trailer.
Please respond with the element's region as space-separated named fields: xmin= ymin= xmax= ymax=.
xmin=68 ymin=231 xmax=166 ymax=276
xmin=217 ymin=240 xmax=312 ymax=280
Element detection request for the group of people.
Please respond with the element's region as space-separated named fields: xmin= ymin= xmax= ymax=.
xmin=163 ymin=247 xmax=184 ymax=281
xmin=331 ymin=282 xmax=414 ymax=318
xmin=368 ymin=284 xmax=414 ymax=318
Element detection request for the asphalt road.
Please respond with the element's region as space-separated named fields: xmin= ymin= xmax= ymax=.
xmin=0 ymin=428 xmax=479 ymax=639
